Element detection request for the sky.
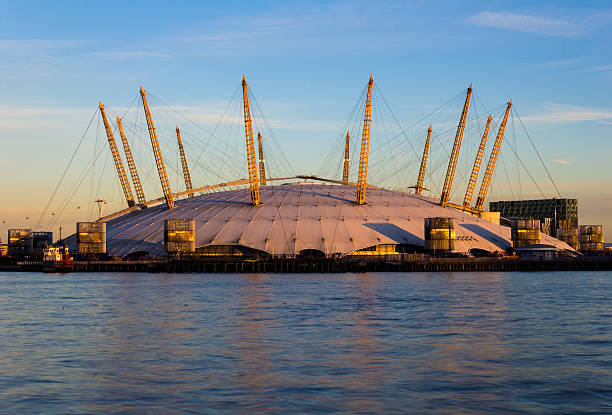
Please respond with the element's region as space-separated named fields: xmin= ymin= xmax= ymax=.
xmin=0 ymin=0 xmax=611 ymax=240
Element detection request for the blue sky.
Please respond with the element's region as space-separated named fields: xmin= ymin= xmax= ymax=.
xmin=1 ymin=0 xmax=611 ymax=239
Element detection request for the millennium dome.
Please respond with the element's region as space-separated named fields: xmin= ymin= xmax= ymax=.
xmin=63 ymin=76 xmax=575 ymax=258
xmin=87 ymin=183 xmax=572 ymax=258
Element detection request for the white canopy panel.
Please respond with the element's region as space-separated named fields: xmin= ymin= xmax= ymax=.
xmin=93 ymin=183 xmax=573 ymax=257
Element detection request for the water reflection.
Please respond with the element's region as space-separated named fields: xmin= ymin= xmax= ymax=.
xmin=421 ymin=273 xmax=514 ymax=412
xmin=0 ymin=271 xmax=611 ymax=414
xmin=233 ymin=274 xmax=274 ymax=413
xmin=86 ymin=274 xmax=204 ymax=412
xmin=342 ymin=274 xmax=385 ymax=414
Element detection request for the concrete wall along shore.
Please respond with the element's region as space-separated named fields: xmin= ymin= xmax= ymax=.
xmin=62 ymin=256 xmax=612 ymax=274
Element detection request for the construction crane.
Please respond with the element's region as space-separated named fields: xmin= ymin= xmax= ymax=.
xmin=415 ymin=125 xmax=432 ymax=196
xmin=175 ymin=126 xmax=194 ymax=197
xmin=117 ymin=116 xmax=146 ymax=204
xmin=140 ymin=86 xmax=175 ymax=209
xmin=342 ymin=131 xmax=350 ymax=185
xmin=241 ymin=75 xmax=261 ymax=206
xmin=463 ymin=113 xmax=492 ymax=207
xmin=98 ymin=102 xmax=135 ymax=207
xmin=475 ymin=100 xmax=512 ymax=211
xmin=257 ymin=131 xmax=266 ymax=186
xmin=356 ymin=74 xmax=374 ymax=205
xmin=440 ymin=84 xmax=472 ymax=206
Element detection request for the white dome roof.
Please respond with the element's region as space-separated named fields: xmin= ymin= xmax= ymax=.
xmin=99 ymin=183 xmax=572 ymax=257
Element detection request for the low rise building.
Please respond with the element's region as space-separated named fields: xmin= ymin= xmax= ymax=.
xmin=490 ymin=198 xmax=578 ymax=236
xmin=515 ymin=244 xmax=559 ymax=261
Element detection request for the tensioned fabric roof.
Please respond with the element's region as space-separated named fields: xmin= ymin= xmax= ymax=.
xmin=85 ymin=183 xmax=572 ymax=257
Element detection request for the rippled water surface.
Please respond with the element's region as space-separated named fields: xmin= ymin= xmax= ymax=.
xmin=1 ymin=271 xmax=611 ymax=414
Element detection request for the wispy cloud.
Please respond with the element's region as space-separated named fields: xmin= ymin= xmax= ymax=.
xmin=90 ymin=51 xmax=169 ymax=59
xmin=166 ymin=105 xmax=343 ymax=132
xmin=175 ymin=1 xmax=437 ymax=56
xmin=0 ymin=105 xmax=90 ymax=117
xmin=0 ymin=38 xmax=167 ymax=59
xmin=553 ymin=158 xmax=575 ymax=165
xmin=0 ymin=104 xmax=97 ymax=131
xmin=464 ymin=11 xmax=582 ymax=38
xmin=590 ymin=63 xmax=612 ymax=72
xmin=0 ymin=39 xmax=91 ymax=51
xmin=584 ymin=9 xmax=612 ymax=26
xmin=0 ymin=103 xmax=343 ymax=133
xmin=522 ymin=103 xmax=612 ymax=123
xmin=533 ymin=57 xmax=586 ymax=67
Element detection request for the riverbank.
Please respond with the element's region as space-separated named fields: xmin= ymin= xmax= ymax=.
xmin=10 ymin=256 xmax=612 ymax=273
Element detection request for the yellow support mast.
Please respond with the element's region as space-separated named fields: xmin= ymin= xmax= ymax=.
xmin=99 ymin=102 xmax=135 ymax=208
xmin=140 ymin=86 xmax=175 ymax=209
xmin=356 ymin=74 xmax=374 ymax=205
xmin=415 ymin=125 xmax=432 ymax=196
xmin=176 ymin=127 xmax=194 ymax=198
xmin=463 ymin=113 xmax=492 ymax=207
xmin=241 ymin=75 xmax=261 ymax=206
xmin=440 ymin=84 xmax=472 ymax=206
xmin=257 ymin=131 xmax=266 ymax=186
xmin=117 ymin=116 xmax=146 ymax=204
xmin=342 ymin=131 xmax=350 ymax=185
xmin=475 ymin=100 xmax=512 ymax=211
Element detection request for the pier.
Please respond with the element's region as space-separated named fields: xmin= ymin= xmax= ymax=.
xmin=9 ymin=256 xmax=612 ymax=273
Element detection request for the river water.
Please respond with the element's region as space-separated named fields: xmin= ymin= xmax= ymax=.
xmin=0 ymin=271 xmax=610 ymax=414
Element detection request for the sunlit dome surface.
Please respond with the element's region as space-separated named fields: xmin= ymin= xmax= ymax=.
xmin=83 ymin=183 xmax=572 ymax=257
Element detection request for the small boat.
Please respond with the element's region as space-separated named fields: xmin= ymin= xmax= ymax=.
xmin=43 ymin=245 xmax=74 ymax=273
